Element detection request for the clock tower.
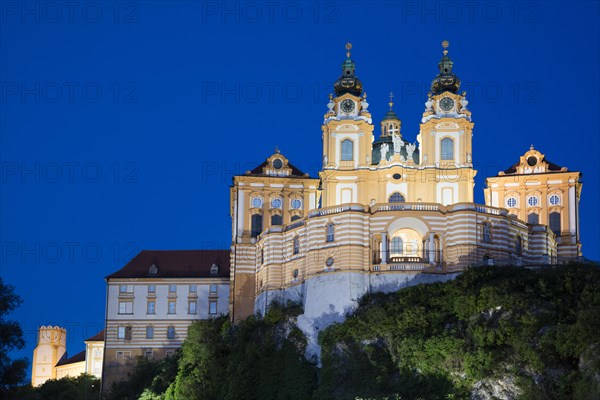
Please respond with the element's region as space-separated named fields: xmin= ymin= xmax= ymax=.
xmin=417 ymin=41 xmax=476 ymax=204
xmin=320 ymin=43 xmax=375 ymax=206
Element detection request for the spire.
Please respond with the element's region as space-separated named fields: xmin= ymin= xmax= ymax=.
xmin=429 ymin=40 xmax=461 ymax=95
xmin=383 ymin=91 xmax=400 ymax=121
xmin=333 ymin=42 xmax=363 ymax=97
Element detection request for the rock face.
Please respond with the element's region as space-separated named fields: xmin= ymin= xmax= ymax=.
xmin=255 ymin=271 xmax=459 ymax=363
xmin=471 ymin=375 xmax=521 ymax=400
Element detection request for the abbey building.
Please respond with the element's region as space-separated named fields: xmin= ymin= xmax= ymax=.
xmin=229 ymin=42 xmax=583 ymax=330
xmin=48 ymin=41 xmax=582 ymax=392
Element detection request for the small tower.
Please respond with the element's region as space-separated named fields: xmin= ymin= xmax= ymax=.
xmin=373 ymin=92 xmax=402 ymax=164
xmin=31 ymin=326 xmax=67 ymax=387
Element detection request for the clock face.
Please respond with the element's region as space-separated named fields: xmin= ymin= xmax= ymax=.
xmin=340 ymin=99 xmax=355 ymax=113
xmin=439 ymin=97 xmax=454 ymax=112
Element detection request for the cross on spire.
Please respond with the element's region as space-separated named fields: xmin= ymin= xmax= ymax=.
xmin=345 ymin=42 xmax=352 ymax=58
xmin=388 ymin=91 xmax=394 ymax=110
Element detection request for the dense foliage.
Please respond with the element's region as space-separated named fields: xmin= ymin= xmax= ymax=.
xmin=93 ymin=263 xmax=600 ymax=399
xmin=106 ymin=353 xmax=179 ymax=400
xmin=161 ymin=304 xmax=316 ymax=400
xmin=318 ymin=263 xmax=600 ymax=399
xmin=0 ymin=277 xmax=27 ymax=392
xmin=5 ymin=374 xmax=100 ymax=400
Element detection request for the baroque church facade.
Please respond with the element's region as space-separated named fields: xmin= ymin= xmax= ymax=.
xmin=53 ymin=41 xmax=583 ymax=391
xmin=229 ymin=42 xmax=583 ymax=335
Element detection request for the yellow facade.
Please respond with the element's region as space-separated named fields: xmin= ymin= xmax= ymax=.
xmin=31 ymin=326 xmax=67 ymax=387
xmin=484 ymin=145 xmax=582 ymax=259
xmin=228 ymin=42 xmax=582 ymax=322
xmin=31 ymin=326 xmax=104 ymax=386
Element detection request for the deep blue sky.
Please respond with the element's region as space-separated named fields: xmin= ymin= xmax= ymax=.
xmin=1 ymin=1 xmax=599 ymax=377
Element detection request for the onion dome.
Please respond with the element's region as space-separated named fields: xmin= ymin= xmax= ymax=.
xmin=333 ymin=42 xmax=363 ymax=97
xmin=430 ymin=40 xmax=461 ymax=95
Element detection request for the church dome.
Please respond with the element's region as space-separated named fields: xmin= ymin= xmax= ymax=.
xmin=430 ymin=40 xmax=461 ymax=95
xmin=334 ymin=43 xmax=363 ymax=97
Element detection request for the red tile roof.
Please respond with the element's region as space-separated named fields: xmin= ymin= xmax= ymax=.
xmin=85 ymin=329 xmax=105 ymax=342
xmin=55 ymin=350 xmax=86 ymax=367
xmin=106 ymin=250 xmax=230 ymax=280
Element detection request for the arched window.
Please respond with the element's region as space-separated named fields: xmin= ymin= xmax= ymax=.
xmin=482 ymin=223 xmax=491 ymax=243
xmin=515 ymin=236 xmax=523 ymax=257
xmin=441 ymin=138 xmax=454 ymax=160
xmin=391 ymin=237 xmax=403 ymax=255
xmin=549 ymin=212 xmax=561 ymax=235
xmin=271 ymin=214 xmax=282 ymax=226
xmin=527 ymin=213 xmax=539 ymax=224
xmin=251 ymin=214 xmax=262 ymax=237
xmin=388 ymin=193 xmax=405 ymax=203
xmin=341 ymin=139 xmax=354 ymax=161
xmin=293 ymin=236 xmax=300 ymax=255
xmin=326 ymin=223 xmax=335 ymax=242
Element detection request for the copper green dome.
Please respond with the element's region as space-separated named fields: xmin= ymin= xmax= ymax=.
xmin=430 ymin=40 xmax=461 ymax=95
xmin=333 ymin=43 xmax=363 ymax=97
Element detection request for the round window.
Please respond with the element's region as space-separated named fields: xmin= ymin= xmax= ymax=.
xmin=271 ymin=198 xmax=282 ymax=209
xmin=507 ymin=197 xmax=517 ymax=208
xmin=272 ymin=159 xmax=283 ymax=169
xmin=291 ymin=199 xmax=302 ymax=209
xmin=392 ymin=173 xmax=401 ymax=180
xmin=527 ymin=196 xmax=539 ymax=207
xmin=251 ymin=197 xmax=263 ymax=208
xmin=549 ymin=194 xmax=560 ymax=205
xmin=326 ymin=257 xmax=334 ymax=267
xmin=527 ymin=156 xmax=537 ymax=167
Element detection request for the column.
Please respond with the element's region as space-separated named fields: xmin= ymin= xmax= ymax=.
xmin=429 ymin=233 xmax=435 ymax=264
xmin=381 ymin=232 xmax=388 ymax=264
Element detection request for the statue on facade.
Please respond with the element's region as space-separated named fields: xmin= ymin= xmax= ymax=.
xmin=406 ymin=142 xmax=416 ymax=160
xmin=392 ymin=134 xmax=403 ymax=154
xmin=380 ymin=143 xmax=389 ymax=162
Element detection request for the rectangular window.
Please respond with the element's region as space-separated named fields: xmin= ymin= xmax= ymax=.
xmin=117 ymin=326 xmax=132 ymax=341
xmin=168 ymin=301 xmax=176 ymax=314
xmin=118 ymin=301 xmax=133 ymax=315
xmin=148 ymin=285 xmax=156 ymax=294
xmin=146 ymin=326 xmax=154 ymax=339
xmin=209 ymin=301 xmax=217 ymax=315
xmin=189 ymin=285 xmax=197 ymax=293
xmin=209 ymin=284 xmax=218 ymax=294
xmin=549 ymin=212 xmax=561 ymax=235
xmin=188 ymin=301 xmax=197 ymax=314
xmin=119 ymin=285 xmax=128 ymax=293
xmin=341 ymin=139 xmax=354 ymax=161
xmin=166 ymin=350 xmax=175 ymax=357
xmin=144 ymin=350 xmax=153 ymax=358
xmin=167 ymin=326 xmax=175 ymax=339
xmin=116 ymin=351 xmax=124 ymax=358
xmin=147 ymin=301 xmax=155 ymax=315
xmin=441 ymin=138 xmax=454 ymax=160
xmin=169 ymin=284 xmax=177 ymax=293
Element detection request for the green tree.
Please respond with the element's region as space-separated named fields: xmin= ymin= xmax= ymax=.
xmin=0 ymin=277 xmax=28 ymax=392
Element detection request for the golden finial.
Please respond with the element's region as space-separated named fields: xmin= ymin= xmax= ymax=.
xmin=345 ymin=42 xmax=352 ymax=58
xmin=388 ymin=91 xmax=394 ymax=110
xmin=275 ymin=146 xmax=280 ymax=154
xmin=442 ymin=40 xmax=449 ymax=56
